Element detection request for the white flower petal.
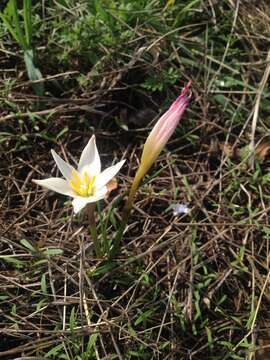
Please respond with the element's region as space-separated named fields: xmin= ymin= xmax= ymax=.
xmin=78 ymin=135 xmax=101 ymax=175
xmin=95 ymin=160 xmax=125 ymax=190
xmin=51 ymin=149 xmax=75 ymax=180
xmin=172 ymin=203 xmax=189 ymax=216
xmin=33 ymin=178 xmax=75 ymax=197
xmin=72 ymin=187 xmax=107 ymax=213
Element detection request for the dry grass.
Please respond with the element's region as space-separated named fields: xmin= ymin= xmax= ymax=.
xmin=1 ymin=0 xmax=270 ymax=359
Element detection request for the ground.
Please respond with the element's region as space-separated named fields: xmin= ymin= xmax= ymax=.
xmin=1 ymin=0 xmax=270 ymax=359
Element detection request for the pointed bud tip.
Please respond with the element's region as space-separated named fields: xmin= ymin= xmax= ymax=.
xmin=181 ymin=80 xmax=192 ymax=99
xmin=170 ymin=81 xmax=192 ymax=110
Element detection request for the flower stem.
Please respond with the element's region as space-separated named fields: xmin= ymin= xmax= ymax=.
xmin=86 ymin=203 xmax=102 ymax=258
xmin=125 ymin=167 xmax=145 ymax=212
xmin=110 ymin=174 xmax=142 ymax=259
xmin=109 ymin=211 xmax=128 ymax=259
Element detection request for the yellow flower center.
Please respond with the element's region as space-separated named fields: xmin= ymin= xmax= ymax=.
xmin=69 ymin=169 xmax=96 ymax=197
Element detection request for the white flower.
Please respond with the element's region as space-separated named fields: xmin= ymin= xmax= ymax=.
xmin=33 ymin=135 xmax=125 ymax=214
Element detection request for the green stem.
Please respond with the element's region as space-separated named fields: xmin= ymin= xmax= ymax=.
xmin=86 ymin=203 xmax=102 ymax=258
xmin=89 ymin=222 xmax=102 ymax=258
xmin=109 ymin=211 xmax=128 ymax=260
xmin=109 ymin=170 xmax=144 ymax=259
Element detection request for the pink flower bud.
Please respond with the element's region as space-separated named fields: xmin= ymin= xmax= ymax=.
xmin=126 ymin=82 xmax=191 ymax=210
xmin=141 ymin=81 xmax=192 ymax=176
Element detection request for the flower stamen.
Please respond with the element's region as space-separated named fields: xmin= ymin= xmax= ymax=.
xmin=69 ymin=169 xmax=96 ymax=197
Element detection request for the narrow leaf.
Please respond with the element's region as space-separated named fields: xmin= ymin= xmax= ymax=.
xmin=23 ymin=0 xmax=32 ymax=47
xmin=42 ymin=248 xmax=64 ymax=257
xmin=20 ymin=238 xmax=36 ymax=253
xmin=24 ymin=49 xmax=44 ymax=95
xmin=0 ymin=12 xmax=19 ymax=43
xmin=11 ymin=0 xmax=27 ymax=50
xmin=69 ymin=307 xmax=76 ymax=333
xmin=41 ymin=273 xmax=47 ymax=295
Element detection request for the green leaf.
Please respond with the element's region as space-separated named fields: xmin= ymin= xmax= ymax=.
xmin=11 ymin=0 xmax=27 ymax=50
xmin=11 ymin=304 xmax=17 ymax=315
xmin=36 ymin=298 xmax=46 ymax=311
xmin=94 ymin=0 xmax=110 ymax=24
xmin=3 ymin=0 xmax=14 ymax=18
xmin=55 ymin=0 xmax=69 ymax=7
xmin=42 ymin=248 xmax=64 ymax=257
xmin=128 ymin=350 xmax=143 ymax=357
xmin=173 ymin=0 xmax=201 ymax=26
xmin=41 ymin=273 xmax=47 ymax=295
xmin=0 ymin=256 xmax=25 ymax=269
xmin=24 ymin=49 xmax=44 ymax=96
xmin=128 ymin=324 xmax=137 ymax=338
xmin=0 ymin=11 xmax=20 ymax=44
xmin=45 ymin=342 xmax=64 ymax=358
xmin=134 ymin=309 xmax=154 ymax=326
xmin=85 ymin=333 xmax=98 ymax=353
xmin=69 ymin=306 xmax=76 ymax=333
xmin=33 ymin=259 xmax=48 ymax=266
xmin=205 ymin=326 xmax=213 ymax=350
xmin=23 ymin=0 xmax=32 ymax=47
xmin=56 ymin=127 xmax=69 ymax=140
xmin=159 ymin=341 xmax=170 ymax=350
xmin=20 ymin=238 xmax=36 ymax=253
xmin=90 ymin=261 xmax=116 ymax=277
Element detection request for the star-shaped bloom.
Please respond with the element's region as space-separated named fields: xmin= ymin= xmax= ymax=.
xmin=33 ymin=136 xmax=125 ymax=213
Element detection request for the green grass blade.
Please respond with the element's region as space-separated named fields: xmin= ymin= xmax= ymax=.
xmin=23 ymin=0 xmax=32 ymax=47
xmin=173 ymin=0 xmax=201 ymax=26
xmin=24 ymin=49 xmax=44 ymax=95
xmin=0 ymin=11 xmax=19 ymax=43
xmin=11 ymin=0 xmax=27 ymax=50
